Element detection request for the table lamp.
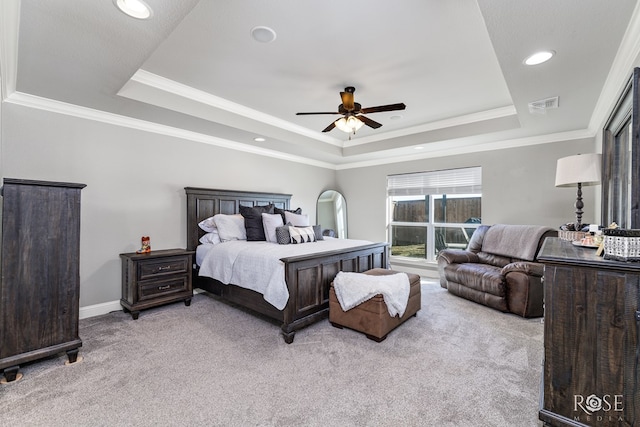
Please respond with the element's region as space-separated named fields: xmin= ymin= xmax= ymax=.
xmin=555 ymin=153 xmax=602 ymax=231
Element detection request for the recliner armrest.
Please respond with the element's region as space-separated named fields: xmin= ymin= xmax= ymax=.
xmin=502 ymin=261 xmax=544 ymax=277
xmin=437 ymin=249 xmax=480 ymax=265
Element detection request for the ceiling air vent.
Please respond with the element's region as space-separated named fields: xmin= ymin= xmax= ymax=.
xmin=528 ymin=96 xmax=559 ymax=114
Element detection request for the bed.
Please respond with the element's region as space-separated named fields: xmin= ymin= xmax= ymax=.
xmin=185 ymin=187 xmax=389 ymax=343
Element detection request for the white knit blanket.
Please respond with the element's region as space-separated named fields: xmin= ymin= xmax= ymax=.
xmin=333 ymin=271 xmax=411 ymax=317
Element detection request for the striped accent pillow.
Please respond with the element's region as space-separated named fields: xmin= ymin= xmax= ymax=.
xmin=289 ymin=226 xmax=317 ymax=244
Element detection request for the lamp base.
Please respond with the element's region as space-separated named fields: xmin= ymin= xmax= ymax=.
xmin=574 ymin=182 xmax=584 ymax=231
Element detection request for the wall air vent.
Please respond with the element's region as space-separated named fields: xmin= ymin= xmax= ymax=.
xmin=528 ymin=96 xmax=559 ymax=114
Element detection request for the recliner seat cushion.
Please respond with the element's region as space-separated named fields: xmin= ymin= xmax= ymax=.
xmin=443 ymin=263 xmax=505 ymax=297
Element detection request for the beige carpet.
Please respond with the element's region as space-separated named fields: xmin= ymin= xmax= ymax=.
xmin=0 ymin=282 xmax=544 ymax=426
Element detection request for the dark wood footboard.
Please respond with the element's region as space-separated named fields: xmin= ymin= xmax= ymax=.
xmin=186 ymin=187 xmax=389 ymax=343
xmin=279 ymin=242 xmax=388 ymax=342
xmin=194 ymin=242 xmax=388 ymax=343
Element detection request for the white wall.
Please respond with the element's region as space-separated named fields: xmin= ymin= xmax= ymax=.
xmin=337 ymin=137 xmax=599 ymax=244
xmin=2 ymin=104 xmax=336 ymax=307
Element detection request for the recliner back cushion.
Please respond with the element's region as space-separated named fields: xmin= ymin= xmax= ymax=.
xmin=466 ymin=225 xmax=490 ymax=253
xmin=477 ymin=251 xmax=512 ymax=268
xmin=481 ymin=224 xmax=556 ymax=261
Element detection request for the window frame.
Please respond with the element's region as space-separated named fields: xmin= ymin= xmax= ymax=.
xmin=602 ymin=67 xmax=640 ymax=228
xmin=387 ymin=168 xmax=482 ymax=263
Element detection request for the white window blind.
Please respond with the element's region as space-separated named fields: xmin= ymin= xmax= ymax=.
xmin=387 ymin=167 xmax=482 ymax=196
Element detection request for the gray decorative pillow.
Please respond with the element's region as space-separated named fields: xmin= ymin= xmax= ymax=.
xmin=276 ymin=223 xmax=291 ymax=245
xmin=313 ymin=225 xmax=324 ymax=241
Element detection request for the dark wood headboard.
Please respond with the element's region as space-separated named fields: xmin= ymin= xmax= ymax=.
xmin=185 ymin=187 xmax=291 ymax=252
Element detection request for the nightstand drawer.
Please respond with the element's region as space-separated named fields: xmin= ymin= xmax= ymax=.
xmin=139 ymin=276 xmax=189 ymax=301
xmin=137 ymin=256 xmax=189 ymax=280
xmin=120 ymin=249 xmax=195 ymax=319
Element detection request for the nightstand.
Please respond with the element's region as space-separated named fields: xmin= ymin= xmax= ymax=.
xmin=120 ymin=248 xmax=195 ymax=319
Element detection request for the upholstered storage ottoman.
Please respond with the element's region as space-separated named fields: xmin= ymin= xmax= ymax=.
xmin=329 ymin=268 xmax=421 ymax=342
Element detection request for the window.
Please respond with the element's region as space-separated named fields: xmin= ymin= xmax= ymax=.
xmin=602 ymin=67 xmax=640 ymax=228
xmin=387 ymin=167 xmax=482 ymax=262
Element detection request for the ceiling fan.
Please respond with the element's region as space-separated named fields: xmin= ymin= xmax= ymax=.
xmin=296 ymin=86 xmax=406 ymax=134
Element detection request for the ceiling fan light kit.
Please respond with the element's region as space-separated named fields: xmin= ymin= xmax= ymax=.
xmin=296 ymin=86 xmax=406 ymax=135
xmin=335 ymin=116 xmax=364 ymax=133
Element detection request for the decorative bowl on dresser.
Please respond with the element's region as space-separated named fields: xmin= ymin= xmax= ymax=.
xmin=120 ymin=249 xmax=195 ymax=319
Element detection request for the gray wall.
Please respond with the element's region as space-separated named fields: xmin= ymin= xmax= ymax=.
xmin=0 ymin=102 xmax=601 ymax=308
xmin=2 ymin=104 xmax=336 ymax=307
xmin=337 ymin=138 xmax=598 ymax=243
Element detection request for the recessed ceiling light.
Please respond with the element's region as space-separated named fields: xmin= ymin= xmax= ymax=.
xmin=254 ymin=137 xmax=266 ymax=142
xmin=251 ymin=26 xmax=277 ymax=43
xmin=390 ymin=115 xmax=403 ymax=120
xmin=114 ymin=0 xmax=152 ymax=19
xmin=524 ymin=50 xmax=555 ymax=66
xmin=414 ymin=146 xmax=424 ymax=150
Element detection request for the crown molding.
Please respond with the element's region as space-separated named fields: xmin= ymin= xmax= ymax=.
xmin=6 ymin=90 xmax=595 ymax=172
xmin=6 ymin=91 xmax=337 ymax=170
xmin=335 ymin=128 xmax=594 ymax=170
xmin=343 ymin=105 xmax=518 ymax=148
xmin=127 ymin=70 xmax=343 ymax=147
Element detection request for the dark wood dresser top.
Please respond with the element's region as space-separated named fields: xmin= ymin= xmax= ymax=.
xmin=538 ymin=236 xmax=640 ymax=272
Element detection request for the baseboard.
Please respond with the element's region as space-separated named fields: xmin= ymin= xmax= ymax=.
xmin=79 ymin=300 xmax=122 ymax=319
xmin=390 ymin=261 xmax=439 ymax=279
xmin=79 ymin=289 xmax=207 ymax=320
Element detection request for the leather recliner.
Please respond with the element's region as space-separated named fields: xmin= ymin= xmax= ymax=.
xmin=437 ymin=224 xmax=556 ymax=318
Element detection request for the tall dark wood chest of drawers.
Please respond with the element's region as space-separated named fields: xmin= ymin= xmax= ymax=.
xmin=0 ymin=179 xmax=86 ymax=382
xmin=538 ymin=237 xmax=640 ymax=426
xmin=120 ymin=249 xmax=194 ymax=319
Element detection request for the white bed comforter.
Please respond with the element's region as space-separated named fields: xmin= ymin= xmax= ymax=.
xmin=198 ymin=238 xmax=374 ymax=310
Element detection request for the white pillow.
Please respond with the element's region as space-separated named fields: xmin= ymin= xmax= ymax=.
xmin=289 ymin=225 xmax=317 ymax=244
xmin=262 ymin=213 xmax=284 ymax=243
xmin=285 ymin=211 xmax=310 ymax=227
xmin=198 ymin=216 xmax=217 ymax=233
xmin=213 ymin=214 xmax=246 ymax=241
xmin=199 ymin=230 xmax=221 ymax=245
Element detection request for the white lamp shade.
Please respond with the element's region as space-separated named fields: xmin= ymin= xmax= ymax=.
xmin=555 ymin=153 xmax=602 ymax=187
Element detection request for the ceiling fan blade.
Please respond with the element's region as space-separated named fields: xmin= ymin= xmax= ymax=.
xmin=322 ymin=121 xmax=337 ymax=132
xmin=340 ymin=88 xmax=355 ymax=111
xmin=357 ymin=115 xmax=382 ymax=129
xmin=360 ymin=103 xmax=406 ymax=114
xmin=296 ymin=112 xmax=341 ymax=115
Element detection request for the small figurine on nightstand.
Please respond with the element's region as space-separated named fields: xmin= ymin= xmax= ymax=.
xmin=136 ymin=236 xmax=151 ymax=254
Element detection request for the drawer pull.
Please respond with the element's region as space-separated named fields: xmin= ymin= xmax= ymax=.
xmin=157 ymin=266 xmax=171 ymax=272
xmin=158 ymin=285 xmax=171 ymax=291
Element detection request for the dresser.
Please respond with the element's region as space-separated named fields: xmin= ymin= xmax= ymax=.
xmin=538 ymin=237 xmax=640 ymax=426
xmin=0 ymin=179 xmax=86 ymax=383
xmin=120 ymin=249 xmax=194 ymax=319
